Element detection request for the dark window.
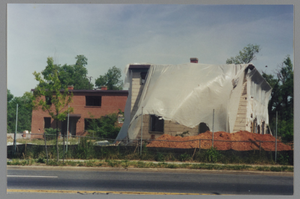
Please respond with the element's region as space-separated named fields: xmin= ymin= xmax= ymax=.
xmin=140 ymin=72 xmax=147 ymax=85
xmin=86 ymin=96 xmax=102 ymax=106
xmin=150 ymin=115 xmax=164 ymax=132
xmin=46 ymin=96 xmax=52 ymax=105
xmin=44 ymin=117 xmax=51 ymax=129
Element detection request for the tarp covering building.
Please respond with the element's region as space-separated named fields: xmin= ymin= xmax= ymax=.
xmin=116 ymin=62 xmax=272 ymax=141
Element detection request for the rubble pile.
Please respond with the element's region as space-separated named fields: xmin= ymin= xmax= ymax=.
xmin=147 ymin=131 xmax=292 ymax=151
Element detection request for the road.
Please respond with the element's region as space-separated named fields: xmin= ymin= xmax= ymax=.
xmin=7 ymin=166 xmax=293 ymax=195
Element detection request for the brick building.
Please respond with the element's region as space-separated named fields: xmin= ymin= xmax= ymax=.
xmin=31 ymin=86 xmax=128 ymax=138
xmin=116 ymin=58 xmax=272 ymax=141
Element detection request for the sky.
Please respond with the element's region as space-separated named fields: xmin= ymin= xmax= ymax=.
xmin=7 ymin=4 xmax=294 ymax=97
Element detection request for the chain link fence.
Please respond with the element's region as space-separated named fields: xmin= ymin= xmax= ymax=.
xmin=7 ymin=133 xmax=293 ymax=165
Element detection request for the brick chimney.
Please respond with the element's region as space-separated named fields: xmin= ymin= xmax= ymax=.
xmin=101 ymin=86 xmax=107 ymax=90
xmin=68 ymin=85 xmax=74 ymax=90
xmin=190 ymin=57 xmax=198 ymax=63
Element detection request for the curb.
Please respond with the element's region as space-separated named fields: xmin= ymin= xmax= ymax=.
xmin=7 ymin=165 xmax=293 ymax=176
xmin=7 ymin=189 xmax=232 ymax=195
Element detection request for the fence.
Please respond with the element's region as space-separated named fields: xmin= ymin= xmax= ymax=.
xmin=7 ymin=133 xmax=293 ymax=165
xmin=7 ymin=133 xmax=294 ymax=150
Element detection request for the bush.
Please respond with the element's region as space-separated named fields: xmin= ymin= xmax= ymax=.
xmin=86 ymin=113 xmax=121 ymax=139
xmin=278 ymin=154 xmax=290 ymax=165
xmin=37 ymin=157 xmax=45 ymax=163
xmin=179 ymin=153 xmax=190 ymax=162
xmin=76 ymin=137 xmax=95 ymax=159
xmin=44 ymin=128 xmax=58 ymax=140
xmin=155 ymin=152 xmax=165 ymax=162
xmin=205 ymin=147 xmax=221 ymax=163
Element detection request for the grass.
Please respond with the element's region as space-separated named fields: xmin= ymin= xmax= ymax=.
xmin=13 ymin=138 xmax=80 ymax=145
xmin=7 ymin=158 xmax=293 ymax=172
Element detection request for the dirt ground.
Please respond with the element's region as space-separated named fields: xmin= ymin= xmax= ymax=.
xmin=147 ymin=131 xmax=292 ymax=151
xmin=7 ymin=136 xmax=13 ymax=142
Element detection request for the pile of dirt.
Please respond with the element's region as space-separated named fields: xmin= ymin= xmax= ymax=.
xmin=147 ymin=131 xmax=292 ymax=151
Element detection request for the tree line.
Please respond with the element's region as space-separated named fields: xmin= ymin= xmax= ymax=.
xmin=7 ymin=55 xmax=123 ymax=134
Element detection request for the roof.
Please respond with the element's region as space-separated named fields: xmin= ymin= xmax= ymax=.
xmin=31 ymin=89 xmax=128 ymax=95
xmin=128 ymin=64 xmax=151 ymax=70
xmin=128 ymin=63 xmax=256 ymax=71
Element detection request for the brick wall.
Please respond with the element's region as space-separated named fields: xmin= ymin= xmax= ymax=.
xmin=31 ymin=91 xmax=127 ymax=138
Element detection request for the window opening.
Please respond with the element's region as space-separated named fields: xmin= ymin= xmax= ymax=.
xmin=46 ymin=96 xmax=52 ymax=105
xmin=86 ymin=96 xmax=102 ymax=106
xmin=44 ymin=117 xmax=51 ymax=129
xmin=150 ymin=115 xmax=164 ymax=132
xmin=199 ymin=122 xmax=210 ymax=134
xmin=140 ymin=72 xmax=147 ymax=85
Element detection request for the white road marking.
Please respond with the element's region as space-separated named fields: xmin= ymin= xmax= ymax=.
xmin=7 ymin=175 xmax=58 ymax=178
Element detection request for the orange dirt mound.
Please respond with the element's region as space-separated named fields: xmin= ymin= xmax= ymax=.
xmin=147 ymin=131 xmax=292 ymax=151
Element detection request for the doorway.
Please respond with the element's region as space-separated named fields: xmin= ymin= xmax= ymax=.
xmin=61 ymin=117 xmax=79 ymax=137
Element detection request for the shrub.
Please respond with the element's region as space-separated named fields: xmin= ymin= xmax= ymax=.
xmin=205 ymin=147 xmax=221 ymax=163
xmin=85 ymin=113 xmax=121 ymax=139
xmin=37 ymin=157 xmax=45 ymax=163
xmin=278 ymin=154 xmax=290 ymax=165
xmin=155 ymin=152 xmax=165 ymax=162
xmin=179 ymin=153 xmax=190 ymax=162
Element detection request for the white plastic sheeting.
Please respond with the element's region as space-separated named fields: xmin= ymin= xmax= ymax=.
xmin=246 ymin=69 xmax=272 ymax=130
xmin=116 ymin=63 xmax=271 ymax=141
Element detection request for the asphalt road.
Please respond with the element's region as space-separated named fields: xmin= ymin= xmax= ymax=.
xmin=7 ymin=167 xmax=293 ymax=195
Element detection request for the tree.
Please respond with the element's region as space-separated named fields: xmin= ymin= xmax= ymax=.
xmin=226 ymin=44 xmax=261 ymax=64
xmin=7 ymin=89 xmax=14 ymax=102
xmin=95 ymin=66 xmax=123 ymax=90
xmin=85 ymin=113 xmax=121 ymax=139
xmin=7 ymin=90 xmax=33 ymax=133
xmin=32 ymin=57 xmax=73 ymax=161
xmin=60 ymin=55 xmax=93 ymax=90
xmin=262 ymin=56 xmax=293 ymax=142
xmin=41 ymin=55 xmax=93 ymax=90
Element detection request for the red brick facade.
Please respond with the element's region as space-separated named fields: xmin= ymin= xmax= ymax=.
xmin=30 ymin=90 xmax=128 ymax=138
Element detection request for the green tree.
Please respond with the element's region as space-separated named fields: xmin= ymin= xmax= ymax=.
xmin=262 ymin=56 xmax=293 ymax=142
xmin=7 ymin=90 xmax=33 ymax=133
xmin=41 ymin=55 xmax=93 ymax=90
xmin=32 ymin=57 xmax=73 ymax=161
xmin=7 ymin=89 xmax=14 ymax=102
xmin=86 ymin=113 xmax=121 ymax=139
xmin=226 ymin=44 xmax=261 ymax=64
xmin=95 ymin=66 xmax=123 ymax=90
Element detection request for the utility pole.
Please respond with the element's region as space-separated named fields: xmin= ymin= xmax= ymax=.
xmin=212 ymin=109 xmax=215 ymax=147
xmin=14 ymin=104 xmax=18 ymax=153
xmin=275 ymin=111 xmax=278 ymax=162
xmin=66 ymin=105 xmax=70 ymax=152
xmin=140 ymin=107 xmax=144 ymax=156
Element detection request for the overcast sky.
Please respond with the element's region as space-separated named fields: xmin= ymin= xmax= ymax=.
xmin=7 ymin=4 xmax=293 ymax=97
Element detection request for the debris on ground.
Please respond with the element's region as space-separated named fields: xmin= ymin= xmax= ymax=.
xmin=147 ymin=131 xmax=292 ymax=151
